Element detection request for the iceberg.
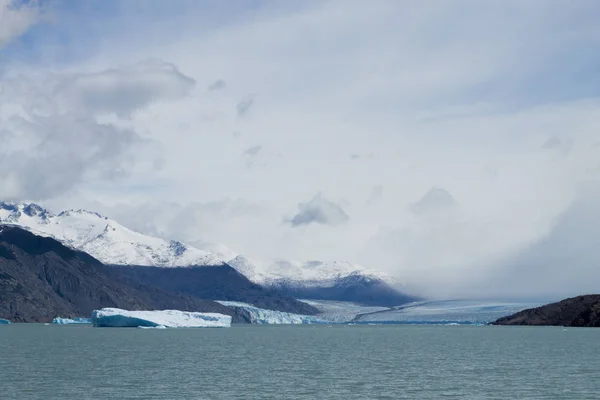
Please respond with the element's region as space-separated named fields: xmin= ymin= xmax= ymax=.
xmin=0 ymin=318 xmax=10 ymax=324
xmin=91 ymin=308 xmax=231 ymax=328
xmin=217 ymin=301 xmax=327 ymax=324
xmin=52 ymin=317 xmax=92 ymax=325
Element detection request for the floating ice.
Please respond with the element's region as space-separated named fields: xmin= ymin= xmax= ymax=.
xmin=91 ymin=308 xmax=231 ymax=328
xmin=52 ymin=317 xmax=92 ymax=325
xmin=217 ymin=301 xmax=327 ymax=324
xmin=0 ymin=319 xmax=10 ymax=325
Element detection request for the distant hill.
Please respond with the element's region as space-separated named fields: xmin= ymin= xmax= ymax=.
xmin=492 ymin=295 xmax=600 ymax=327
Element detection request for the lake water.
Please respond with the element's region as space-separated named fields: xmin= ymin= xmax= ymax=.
xmin=1 ymin=324 xmax=600 ymax=399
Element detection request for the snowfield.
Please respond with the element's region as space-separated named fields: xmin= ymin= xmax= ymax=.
xmin=91 ymin=308 xmax=232 ymax=328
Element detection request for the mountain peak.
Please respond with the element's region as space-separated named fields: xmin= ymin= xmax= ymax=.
xmin=0 ymin=202 xmax=53 ymax=223
xmin=57 ymin=209 xmax=107 ymax=220
xmin=1 ymin=201 xmax=224 ymax=268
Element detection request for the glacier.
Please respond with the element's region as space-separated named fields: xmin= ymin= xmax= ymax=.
xmin=301 ymin=300 xmax=390 ymax=323
xmin=352 ymin=300 xmax=544 ymax=325
xmin=92 ymin=308 xmax=232 ymax=328
xmin=52 ymin=317 xmax=92 ymax=325
xmin=0 ymin=318 xmax=10 ymax=324
xmin=217 ymin=301 xmax=328 ymax=324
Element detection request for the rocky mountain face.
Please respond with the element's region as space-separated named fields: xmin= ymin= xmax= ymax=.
xmin=492 ymin=295 xmax=600 ymax=327
xmin=0 ymin=226 xmax=247 ymax=322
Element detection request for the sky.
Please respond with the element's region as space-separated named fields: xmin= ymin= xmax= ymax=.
xmin=1 ymin=0 xmax=600 ymax=299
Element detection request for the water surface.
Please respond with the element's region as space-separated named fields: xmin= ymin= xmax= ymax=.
xmin=1 ymin=324 xmax=599 ymax=399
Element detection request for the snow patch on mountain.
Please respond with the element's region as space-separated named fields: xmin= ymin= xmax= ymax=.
xmin=0 ymin=202 xmax=224 ymax=267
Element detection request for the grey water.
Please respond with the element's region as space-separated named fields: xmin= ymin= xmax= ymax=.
xmin=1 ymin=325 xmax=600 ymax=399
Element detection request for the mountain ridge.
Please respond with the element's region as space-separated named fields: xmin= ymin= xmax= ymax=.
xmin=1 ymin=202 xmax=416 ymax=307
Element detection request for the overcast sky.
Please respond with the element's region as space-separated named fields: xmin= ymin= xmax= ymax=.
xmin=1 ymin=0 xmax=600 ymax=299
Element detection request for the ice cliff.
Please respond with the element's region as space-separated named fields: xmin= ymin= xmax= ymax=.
xmin=217 ymin=301 xmax=327 ymax=324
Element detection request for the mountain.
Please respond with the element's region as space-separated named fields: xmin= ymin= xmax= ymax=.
xmin=0 ymin=202 xmax=412 ymax=308
xmin=0 ymin=202 xmax=223 ymax=267
xmin=229 ymin=257 xmax=417 ymax=307
xmin=492 ymin=295 xmax=600 ymax=327
xmin=0 ymin=225 xmax=236 ymax=322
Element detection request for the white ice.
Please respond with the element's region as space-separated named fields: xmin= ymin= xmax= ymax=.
xmin=217 ymin=301 xmax=327 ymax=324
xmin=353 ymin=300 xmax=544 ymax=324
xmin=91 ymin=308 xmax=231 ymax=328
xmin=301 ymin=299 xmax=390 ymax=322
xmin=52 ymin=317 xmax=92 ymax=324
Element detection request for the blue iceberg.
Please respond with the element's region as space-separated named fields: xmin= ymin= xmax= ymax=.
xmin=92 ymin=308 xmax=232 ymax=328
xmin=0 ymin=318 xmax=10 ymax=325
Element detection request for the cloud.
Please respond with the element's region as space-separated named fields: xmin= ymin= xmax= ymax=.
xmin=367 ymin=185 xmax=383 ymax=205
xmin=477 ymin=187 xmax=600 ymax=299
xmin=286 ymin=194 xmax=349 ymax=227
xmin=410 ymin=187 xmax=457 ymax=215
xmin=208 ymin=79 xmax=226 ymax=92
xmin=0 ymin=114 xmax=141 ymax=200
xmin=244 ymin=145 xmax=262 ymax=156
xmin=236 ymin=96 xmax=254 ymax=117
xmin=0 ymin=60 xmax=193 ymax=201
xmin=0 ymin=0 xmax=39 ymax=48
xmin=542 ymin=136 xmax=562 ymax=149
xmin=54 ymin=60 xmax=196 ymax=117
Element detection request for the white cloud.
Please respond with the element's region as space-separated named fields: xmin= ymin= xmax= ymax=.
xmin=286 ymin=194 xmax=349 ymax=227
xmin=0 ymin=0 xmax=39 ymax=48
xmin=54 ymin=60 xmax=196 ymax=117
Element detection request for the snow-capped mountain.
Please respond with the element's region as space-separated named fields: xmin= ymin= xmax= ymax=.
xmin=1 ymin=201 xmax=416 ymax=306
xmin=229 ymin=257 xmax=392 ymax=287
xmin=228 ymin=256 xmax=416 ymax=307
xmin=0 ymin=202 xmax=224 ymax=267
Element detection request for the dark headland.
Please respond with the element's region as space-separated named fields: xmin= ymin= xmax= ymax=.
xmin=492 ymin=295 xmax=600 ymax=327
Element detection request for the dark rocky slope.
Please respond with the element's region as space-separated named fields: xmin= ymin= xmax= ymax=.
xmin=0 ymin=226 xmax=239 ymax=322
xmin=492 ymin=295 xmax=600 ymax=327
xmin=265 ymin=274 xmax=417 ymax=307
xmin=111 ymin=265 xmax=319 ymax=315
